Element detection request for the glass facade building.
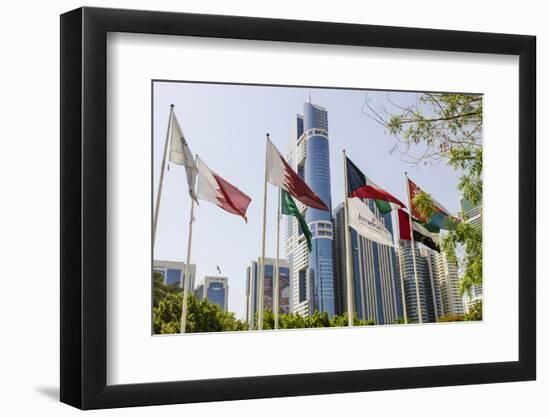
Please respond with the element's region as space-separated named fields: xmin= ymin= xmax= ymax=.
xmin=284 ymin=101 xmax=336 ymax=317
xmin=195 ymin=276 xmax=228 ymax=312
xmin=333 ymin=202 xmax=403 ymax=324
xmin=245 ymin=258 xmax=291 ymax=325
xmin=153 ymin=260 xmax=196 ymax=291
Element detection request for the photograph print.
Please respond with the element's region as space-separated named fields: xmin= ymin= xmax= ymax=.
xmin=152 ymin=81 xmax=483 ymax=335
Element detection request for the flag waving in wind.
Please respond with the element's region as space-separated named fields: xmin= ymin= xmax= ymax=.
xmin=169 ymin=111 xmax=198 ymax=202
xmin=281 ymin=190 xmax=312 ymax=252
xmin=397 ymin=208 xmax=440 ymax=252
xmin=196 ymin=157 xmax=252 ymax=222
xmin=346 ymin=156 xmax=405 ymax=214
xmin=266 ymin=138 xmax=328 ymax=211
xmin=348 ymin=198 xmax=394 ymax=247
xmin=407 ymin=178 xmax=454 ymax=232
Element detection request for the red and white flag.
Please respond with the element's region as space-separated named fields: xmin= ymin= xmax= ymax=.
xmin=196 ymin=157 xmax=252 ymax=222
xmin=265 ymin=137 xmax=328 ymax=211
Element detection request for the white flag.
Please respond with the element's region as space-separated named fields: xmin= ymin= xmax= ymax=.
xmin=169 ymin=112 xmax=198 ymax=202
xmin=348 ymin=197 xmax=394 ymax=247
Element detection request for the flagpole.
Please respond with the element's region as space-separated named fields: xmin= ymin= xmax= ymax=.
xmin=342 ymin=150 xmax=355 ymax=327
xmin=258 ymin=134 xmax=270 ymax=330
xmin=180 ymin=154 xmax=198 ymax=334
xmin=404 ymin=172 xmax=423 ymax=324
xmin=274 ymin=189 xmax=281 ymax=330
xmin=394 ymin=209 xmax=408 ymax=324
xmin=153 ymin=104 xmax=174 ymax=250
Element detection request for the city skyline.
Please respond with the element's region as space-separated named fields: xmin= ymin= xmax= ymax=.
xmin=153 ymin=81 xmax=465 ymax=320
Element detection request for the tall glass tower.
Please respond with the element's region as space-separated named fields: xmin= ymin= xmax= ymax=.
xmin=285 ymin=100 xmax=336 ymax=318
xmin=303 ymin=102 xmax=335 ymax=317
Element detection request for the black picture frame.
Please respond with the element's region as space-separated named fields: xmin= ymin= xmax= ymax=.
xmin=60 ymin=6 xmax=536 ymax=410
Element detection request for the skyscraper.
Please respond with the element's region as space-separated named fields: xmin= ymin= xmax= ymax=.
xmin=333 ymin=202 xmax=403 ymax=324
xmin=398 ymin=240 xmax=465 ymax=322
xmin=245 ymin=258 xmax=290 ymax=326
xmin=153 ymin=260 xmax=196 ymax=290
xmin=430 ymin=251 xmax=464 ymax=317
xmin=398 ymin=241 xmax=438 ymax=323
xmin=285 ymin=100 xmax=335 ymax=317
xmin=195 ymin=276 xmax=229 ymax=312
xmin=460 ymin=197 xmax=483 ymax=311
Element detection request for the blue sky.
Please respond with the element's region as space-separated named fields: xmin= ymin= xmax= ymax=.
xmin=153 ymin=82 xmax=464 ymax=319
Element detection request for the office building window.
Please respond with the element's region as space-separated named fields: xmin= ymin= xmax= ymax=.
xmin=166 ymin=268 xmax=181 ymax=286
xmin=299 ymin=269 xmax=307 ymax=302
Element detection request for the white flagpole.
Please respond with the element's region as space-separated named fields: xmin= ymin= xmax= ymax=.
xmin=258 ymin=134 xmax=270 ymax=330
xmin=274 ymin=189 xmax=281 ymax=330
xmin=153 ymin=104 xmax=174 ymax=250
xmin=180 ymin=154 xmax=198 ymax=334
xmin=342 ymin=150 xmax=355 ymax=327
xmin=404 ymin=172 xmax=423 ymax=324
xmin=394 ymin=209 xmax=409 ymax=324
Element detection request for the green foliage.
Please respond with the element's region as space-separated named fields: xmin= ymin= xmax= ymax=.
xmin=153 ymin=271 xmax=181 ymax=307
xmin=437 ymin=314 xmax=465 ymax=322
xmin=412 ymin=190 xmax=437 ymax=220
xmin=437 ymin=300 xmax=482 ymax=322
xmin=463 ymin=300 xmax=483 ymax=321
xmin=442 ymin=214 xmax=483 ymax=296
xmin=153 ymin=274 xmax=248 ymax=334
xmin=261 ymin=310 xmax=370 ymax=329
xmin=366 ymin=93 xmax=483 ymax=295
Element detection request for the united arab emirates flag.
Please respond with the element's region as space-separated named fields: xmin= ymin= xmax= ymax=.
xmin=397 ymin=208 xmax=440 ymax=252
xmin=407 ymin=178 xmax=454 ymax=232
xmin=346 ymin=156 xmax=405 ymax=214
xmin=281 ymin=190 xmax=312 ymax=252
xmin=266 ymin=138 xmax=328 ymax=211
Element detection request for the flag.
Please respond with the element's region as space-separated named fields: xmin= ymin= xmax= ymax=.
xmin=348 ymin=198 xmax=394 ymax=247
xmin=281 ymin=190 xmax=312 ymax=252
xmin=346 ymin=156 xmax=405 ymax=214
xmin=168 ymin=112 xmax=198 ymax=202
xmin=196 ymin=157 xmax=251 ymax=222
xmin=266 ymin=138 xmax=328 ymax=211
xmin=397 ymin=208 xmax=440 ymax=252
xmin=407 ymin=178 xmax=454 ymax=232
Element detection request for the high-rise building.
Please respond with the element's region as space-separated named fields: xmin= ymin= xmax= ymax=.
xmin=333 ymin=202 xmax=404 ymax=324
xmin=195 ymin=276 xmax=229 ymax=311
xmin=285 ymin=100 xmax=335 ymax=317
xmin=153 ymin=260 xmax=196 ymax=290
xmin=245 ymin=258 xmax=291 ymax=325
xmin=398 ymin=241 xmax=440 ymax=323
xmin=398 ymin=240 xmax=465 ymax=322
xmin=431 ymin=251 xmax=464 ymax=317
xmin=460 ymin=197 xmax=483 ymax=311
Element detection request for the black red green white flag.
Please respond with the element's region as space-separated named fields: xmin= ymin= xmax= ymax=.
xmin=397 ymin=208 xmax=440 ymax=252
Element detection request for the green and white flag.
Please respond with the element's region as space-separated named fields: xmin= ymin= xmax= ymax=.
xmin=281 ymin=190 xmax=312 ymax=252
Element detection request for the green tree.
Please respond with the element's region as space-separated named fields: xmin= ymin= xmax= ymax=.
xmin=364 ymin=92 xmax=483 ymax=295
xmin=463 ymin=300 xmax=482 ymax=321
xmin=153 ymin=276 xmax=249 ymax=334
xmin=279 ymin=312 xmax=308 ymax=329
xmin=153 ymin=271 xmax=181 ymax=307
xmin=437 ymin=314 xmax=465 ymax=323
